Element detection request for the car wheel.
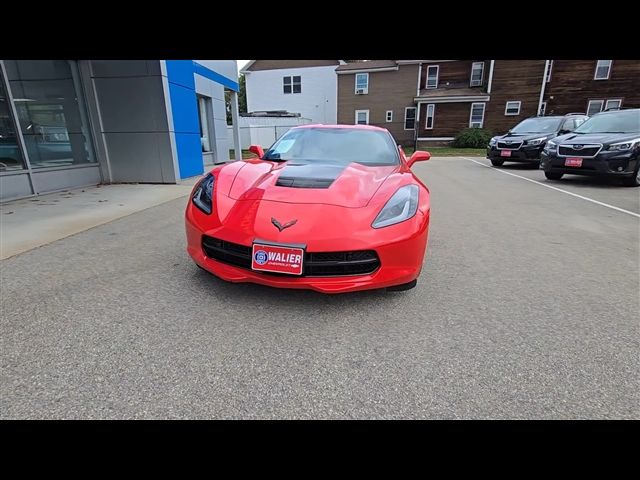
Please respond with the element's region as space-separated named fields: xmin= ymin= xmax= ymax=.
xmin=621 ymin=168 xmax=640 ymax=187
xmin=387 ymin=279 xmax=417 ymax=292
xmin=491 ymin=159 xmax=504 ymax=166
xmin=545 ymin=171 xmax=564 ymax=180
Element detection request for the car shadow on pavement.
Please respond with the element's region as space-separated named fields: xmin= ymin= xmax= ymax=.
xmin=496 ymin=163 xmax=631 ymax=189
xmin=542 ymin=175 xmax=631 ymax=190
xmin=191 ymin=264 xmax=407 ymax=305
xmin=497 ymin=163 xmax=540 ymax=171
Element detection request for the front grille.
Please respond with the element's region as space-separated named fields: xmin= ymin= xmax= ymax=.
xmin=497 ymin=141 xmax=523 ymax=150
xmin=558 ymin=144 xmax=601 ymax=157
xmin=202 ymin=236 xmax=380 ymax=277
xmin=202 ymin=237 xmax=251 ymax=269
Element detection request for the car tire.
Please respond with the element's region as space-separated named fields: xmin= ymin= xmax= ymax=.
xmin=621 ymin=168 xmax=640 ymax=187
xmin=387 ymin=279 xmax=417 ymax=292
xmin=491 ymin=159 xmax=504 ymax=166
xmin=545 ymin=171 xmax=564 ymax=180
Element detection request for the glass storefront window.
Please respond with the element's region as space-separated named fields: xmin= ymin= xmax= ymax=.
xmin=4 ymin=60 xmax=95 ymax=169
xmin=0 ymin=70 xmax=25 ymax=171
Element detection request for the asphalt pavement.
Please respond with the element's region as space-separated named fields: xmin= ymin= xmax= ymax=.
xmin=1 ymin=157 xmax=638 ymax=419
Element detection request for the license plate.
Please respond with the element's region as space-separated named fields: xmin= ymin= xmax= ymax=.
xmin=500 ymin=150 xmax=512 ymax=157
xmin=252 ymin=243 xmax=304 ymax=275
xmin=565 ymin=157 xmax=583 ymax=167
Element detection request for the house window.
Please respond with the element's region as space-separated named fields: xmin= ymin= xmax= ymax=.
xmin=426 ymin=65 xmax=439 ymax=89
xmin=283 ymin=75 xmax=302 ymax=94
xmin=386 ymin=110 xmax=393 ymax=122
xmin=605 ymin=99 xmax=622 ymax=110
xmin=546 ymin=60 xmax=553 ymax=83
xmin=470 ymin=62 xmax=484 ymax=87
xmin=404 ymin=107 xmax=417 ymax=130
xmin=594 ymin=60 xmax=612 ymax=80
xmin=469 ymin=103 xmax=485 ymax=128
xmin=355 ymin=109 xmax=369 ymax=125
xmin=539 ymin=102 xmax=547 ymax=116
xmin=355 ymin=73 xmax=369 ymax=94
xmin=587 ymin=99 xmax=604 ymax=116
xmin=505 ymin=101 xmax=521 ymax=116
xmin=425 ymin=104 xmax=435 ymax=130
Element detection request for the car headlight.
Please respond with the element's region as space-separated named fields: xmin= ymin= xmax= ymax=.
xmin=489 ymin=137 xmax=497 ymax=146
xmin=192 ymin=173 xmax=214 ymax=214
xmin=372 ymin=185 xmax=419 ymax=229
xmin=607 ymin=139 xmax=639 ymax=151
xmin=526 ymin=137 xmax=547 ymax=146
xmin=544 ymin=140 xmax=557 ymax=152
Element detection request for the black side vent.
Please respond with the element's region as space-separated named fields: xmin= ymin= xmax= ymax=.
xmin=275 ymin=177 xmax=335 ymax=189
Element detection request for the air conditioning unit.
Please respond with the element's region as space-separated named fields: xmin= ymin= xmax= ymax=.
xmin=355 ymin=88 xmax=367 ymax=95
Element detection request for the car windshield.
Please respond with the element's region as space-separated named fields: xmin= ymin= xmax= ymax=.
xmin=573 ymin=110 xmax=640 ymax=134
xmin=262 ymin=127 xmax=400 ymax=166
xmin=510 ymin=117 xmax=563 ymax=133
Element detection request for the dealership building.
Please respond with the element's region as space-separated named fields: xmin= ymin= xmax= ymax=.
xmin=0 ymin=60 xmax=241 ymax=202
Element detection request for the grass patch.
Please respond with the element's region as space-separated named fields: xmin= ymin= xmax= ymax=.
xmin=404 ymin=146 xmax=485 ymax=157
xmin=230 ymin=149 xmax=260 ymax=160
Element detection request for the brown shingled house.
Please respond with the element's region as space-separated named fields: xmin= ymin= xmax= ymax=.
xmin=336 ymin=60 xmax=640 ymax=148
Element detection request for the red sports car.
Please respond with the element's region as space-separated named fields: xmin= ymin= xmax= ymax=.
xmin=185 ymin=124 xmax=431 ymax=293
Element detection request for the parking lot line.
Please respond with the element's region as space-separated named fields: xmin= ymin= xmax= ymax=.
xmin=462 ymin=157 xmax=640 ymax=219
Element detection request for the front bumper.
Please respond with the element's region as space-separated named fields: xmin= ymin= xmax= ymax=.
xmin=487 ymin=145 xmax=544 ymax=162
xmin=540 ymin=149 xmax=639 ymax=177
xmin=185 ymin=204 xmax=430 ymax=294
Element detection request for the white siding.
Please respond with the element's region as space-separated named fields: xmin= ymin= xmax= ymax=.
xmin=245 ymin=65 xmax=338 ymax=124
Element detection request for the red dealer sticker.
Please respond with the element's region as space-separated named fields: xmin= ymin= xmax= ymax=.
xmin=252 ymin=243 xmax=304 ymax=275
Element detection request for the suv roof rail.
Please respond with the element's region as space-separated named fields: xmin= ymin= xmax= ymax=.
xmin=564 ymin=112 xmax=586 ymax=116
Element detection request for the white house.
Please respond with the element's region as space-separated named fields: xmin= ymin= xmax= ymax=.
xmin=241 ymin=60 xmax=342 ymax=124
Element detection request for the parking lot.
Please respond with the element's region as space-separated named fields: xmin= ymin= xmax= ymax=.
xmin=1 ymin=156 xmax=638 ymax=419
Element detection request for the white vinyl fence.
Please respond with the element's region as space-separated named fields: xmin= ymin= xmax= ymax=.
xmin=227 ymin=116 xmax=313 ymax=149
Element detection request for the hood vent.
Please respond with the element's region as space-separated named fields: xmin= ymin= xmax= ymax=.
xmin=276 ymin=177 xmax=335 ymax=189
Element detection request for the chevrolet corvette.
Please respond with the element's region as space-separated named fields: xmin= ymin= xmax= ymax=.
xmin=185 ymin=124 xmax=431 ymax=293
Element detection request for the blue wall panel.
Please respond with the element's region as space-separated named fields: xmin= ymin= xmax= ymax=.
xmin=165 ymin=60 xmax=237 ymax=179
xmin=167 ymin=82 xmax=200 ymax=134
xmin=165 ymin=60 xmax=195 ymax=90
xmin=174 ymin=133 xmax=203 ymax=179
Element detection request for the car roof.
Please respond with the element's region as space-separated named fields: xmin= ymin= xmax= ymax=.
xmin=594 ymin=108 xmax=640 ymax=115
xmin=291 ymin=124 xmax=389 ymax=132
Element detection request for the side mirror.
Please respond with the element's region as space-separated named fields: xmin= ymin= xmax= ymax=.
xmin=407 ymin=150 xmax=431 ymax=168
xmin=558 ymin=129 xmax=571 ymax=135
xmin=249 ymin=145 xmax=264 ymax=158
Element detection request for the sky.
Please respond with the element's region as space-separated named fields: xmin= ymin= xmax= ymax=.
xmin=237 ymin=60 xmax=250 ymax=74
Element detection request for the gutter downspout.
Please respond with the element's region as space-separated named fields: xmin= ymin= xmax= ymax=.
xmin=538 ymin=60 xmax=550 ymax=116
xmin=487 ymin=60 xmax=495 ymax=94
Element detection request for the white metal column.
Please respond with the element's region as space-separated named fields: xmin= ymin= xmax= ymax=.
xmin=230 ymin=90 xmax=242 ymax=161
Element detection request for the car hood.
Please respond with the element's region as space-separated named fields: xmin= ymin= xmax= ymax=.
xmin=550 ymin=132 xmax=640 ymax=145
xmin=221 ymin=160 xmax=399 ymax=208
xmin=498 ymin=132 xmax=554 ymax=142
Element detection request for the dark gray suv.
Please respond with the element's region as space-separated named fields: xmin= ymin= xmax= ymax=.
xmin=540 ymin=109 xmax=640 ymax=187
xmin=487 ymin=114 xmax=589 ymax=167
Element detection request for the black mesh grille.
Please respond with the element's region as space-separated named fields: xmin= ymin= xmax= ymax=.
xmin=202 ymin=236 xmax=380 ymax=277
xmin=497 ymin=141 xmax=523 ymax=149
xmin=558 ymin=145 xmax=601 ymax=157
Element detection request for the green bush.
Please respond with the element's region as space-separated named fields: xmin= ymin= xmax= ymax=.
xmin=453 ymin=128 xmax=493 ymax=148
